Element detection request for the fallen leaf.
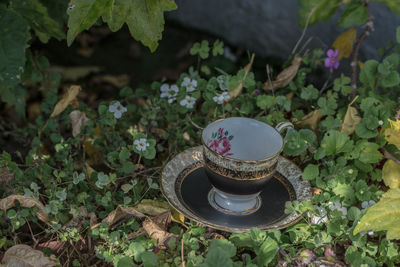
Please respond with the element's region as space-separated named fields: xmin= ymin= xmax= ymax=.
xmin=133 ymin=199 xmax=170 ymax=216
xmin=384 ymin=119 xmax=400 ymax=150
xmin=1 ymin=244 xmax=59 ymax=266
xmin=85 ymin=162 xmax=96 ymax=179
xmin=93 ymin=74 xmax=130 ymax=88
xmin=382 ymin=160 xmax=400 ymax=189
xmin=49 ymin=66 xmax=102 ymax=81
xmin=37 ymin=241 xmax=65 ymax=253
xmin=296 ymin=110 xmax=323 ymax=132
xmin=171 ymin=207 xmax=185 ymax=224
xmin=143 ymin=217 xmax=176 ymax=249
xmin=83 ymin=139 xmax=103 ymax=165
xmin=312 ymin=188 xmax=323 ymax=196
xmin=332 ymin=28 xmax=357 ymax=60
xmin=99 ymin=206 xmax=146 ymax=228
xmin=228 ymin=53 xmax=255 ymax=99
xmin=182 ymin=132 xmax=190 ymax=141
xmin=50 ymin=85 xmax=81 ymax=118
xmin=0 ymin=195 xmax=49 ymax=223
xmin=0 ymin=168 xmax=13 ymax=186
xmin=263 ymin=56 xmax=302 ymax=91
xmin=340 ymin=96 xmax=361 ymax=135
xmin=69 ymin=110 xmax=89 ymax=137
xmin=27 ymin=102 xmax=41 ymax=120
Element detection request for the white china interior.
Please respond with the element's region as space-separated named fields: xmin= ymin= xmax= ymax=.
xmin=202 ymin=117 xmax=283 ymax=160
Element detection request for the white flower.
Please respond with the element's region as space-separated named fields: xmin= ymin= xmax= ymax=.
xmin=213 ymin=92 xmax=230 ymax=104
xmin=378 ymin=120 xmax=384 ymax=126
xmin=361 ymin=200 xmax=376 ymax=210
xmin=181 ymin=77 xmax=197 ymax=92
xmin=109 ymin=101 xmax=127 ymax=119
xmin=309 ymin=206 xmax=328 ymax=225
xmin=223 ymin=47 xmax=237 ymax=62
xmin=160 ymin=84 xmax=179 ymax=103
xmin=180 ymin=95 xmax=197 ymax=109
xmin=134 ymin=138 xmax=149 ymax=151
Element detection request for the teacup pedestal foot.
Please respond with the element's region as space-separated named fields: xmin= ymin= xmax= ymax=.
xmin=208 ymin=187 xmax=261 ymax=215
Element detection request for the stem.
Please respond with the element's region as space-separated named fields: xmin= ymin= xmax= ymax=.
xmin=382 ymin=148 xmax=400 ymax=167
xmin=292 ymin=6 xmax=317 ymax=55
xmin=351 ymin=0 xmax=373 ymax=97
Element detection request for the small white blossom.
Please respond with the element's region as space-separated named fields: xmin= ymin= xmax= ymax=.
xmin=213 ymin=92 xmax=230 ymax=104
xmin=309 ymin=206 xmax=328 ymax=225
xmin=181 ymin=77 xmax=197 ymax=92
xmin=361 ymin=200 xmax=376 ymax=210
xmin=134 ymin=138 xmax=149 ymax=151
xmin=109 ymin=101 xmax=127 ymax=119
xmin=180 ymin=95 xmax=197 ymax=109
xmin=378 ymin=120 xmax=384 ymax=126
xmin=160 ymin=84 xmax=179 ymax=103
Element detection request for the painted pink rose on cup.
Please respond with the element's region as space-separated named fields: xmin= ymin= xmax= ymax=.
xmin=207 ymin=128 xmax=234 ymax=156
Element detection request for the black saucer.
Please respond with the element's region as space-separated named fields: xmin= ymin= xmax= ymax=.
xmin=175 ymin=161 xmax=296 ymax=229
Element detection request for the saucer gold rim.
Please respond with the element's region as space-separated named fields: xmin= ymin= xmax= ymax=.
xmin=160 ymin=146 xmax=312 ymax=233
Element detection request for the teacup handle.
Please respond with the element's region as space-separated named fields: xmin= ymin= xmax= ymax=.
xmin=275 ymin=121 xmax=294 ymax=134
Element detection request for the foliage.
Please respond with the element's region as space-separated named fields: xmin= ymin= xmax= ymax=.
xmin=1 ymin=2 xmax=400 ymax=267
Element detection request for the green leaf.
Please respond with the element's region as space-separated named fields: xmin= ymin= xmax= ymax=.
xmin=255 ymin=236 xmax=279 ymax=266
xmin=121 ymin=162 xmax=134 ymax=174
xmin=381 ymin=71 xmax=400 ymax=88
xmin=190 ymin=40 xmax=210 ymax=59
xmin=355 ymin=122 xmax=378 ymax=139
xmin=0 ymin=4 xmax=29 ymax=90
xmin=298 ymin=0 xmax=341 ymax=27
xmin=320 ymin=130 xmax=354 ymax=156
xmin=103 ymin=0 xmax=177 ymax=52
xmin=357 ymin=142 xmax=382 ymax=164
xmin=303 ymin=164 xmax=319 ymax=180
xmin=67 ymin=0 xmax=114 ymax=46
xmin=359 ymin=60 xmax=379 ymax=88
xmin=317 ymin=97 xmax=337 ymax=116
xmin=283 ymin=129 xmax=308 ymax=156
xmin=199 ymin=239 xmax=236 ymax=267
xmin=140 ymin=251 xmax=158 ymax=267
xmin=212 ymin=40 xmax=224 ymax=56
xmin=354 ymin=188 xmax=400 ymax=239
xmin=397 ymin=26 xmax=400 ymax=43
xmin=384 ymin=0 xmax=400 ymax=16
xmin=300 ymin=85 xmax=318 ymax=100
xmin=338 ymin=2 xmax=368 ymax=28
xmin=119 ymin=147 xmax=131 ymax=162
xmin=10 ymin=0 xmax=65 ymax=43
xmin=347 ymin=206 xmax=361 ymax=221
xmin=333 ymin=182 xmax=355 ymax=205
xmin=256 ymin=95 xmax=275 ymax=110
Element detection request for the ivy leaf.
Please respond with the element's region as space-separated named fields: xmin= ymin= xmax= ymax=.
xmin=320 ymin=130 xmax=354 ymax=156
xmin=10 ymin=0 xmax=65 ymax=43
xmin=0 ymin=4 xmax=29 ymax=92
xmin=354 ymin=188 xmax=400 ymax=239
xmin=382 ymin=160 xmax=400 ymax=189
xmin=298 ymin=0 xmax=341 ymax=27
xmin=103 ymin=0 xmax=177 ymax=52
xmin=337 ymin=2 xmax=368 ymax=28
xmin=67 ymin=0 xmax=114 ymax=46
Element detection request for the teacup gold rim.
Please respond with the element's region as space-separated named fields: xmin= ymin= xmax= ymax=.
xmin=201 ymin=117 xmax=285 ymax=163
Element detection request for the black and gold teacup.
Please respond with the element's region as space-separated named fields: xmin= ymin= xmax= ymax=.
xmin=201 ymin=117 xmax=293 ymax=215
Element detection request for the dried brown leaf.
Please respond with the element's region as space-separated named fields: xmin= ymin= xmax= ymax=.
xmin=27 ymin=102 xmax=41 ymax=120
xmin=151 ymin=211 xmax=172 ymax=231
xmin=0 ymin=195 xmax=49 ymax=223
xmin=0 ymin=168 xmax=13 ymax=186
xmin=133 ymin=199 xmax=169 ymax=216
xmin=50 ymin=85 xmax=81 ymax=118
xmin=83 ymin=140 xmax=103 ymax=165
xmin=143 ymin=217 xmax=176 ymax=249
xmin=69 ymin=110 xmax=89 ymax=137
xmin=296 ymin=110 xmax=323 ymax=132
xmin=101 ymin=206 xmax=146 ymax=227
xmin=93 ymin=74 xmax=130 ymax=88
xmin=340 ymin=97 xmax=361 ymax=135
xmin=85 ymin=162 xmax=95 ymax=179
xmin=332 ymin=28 xmax=357 ymax=60
xmin=49 ymin=66 xmax=102 ymax=81
xmin=37 ymin=241 xmax=65 ymax=253
xmin=228 ymin=53 xmax=255 ymax=99
xmin=263 ymin=56 xmax=302 ymax=91
xmin=1 ymin=244 xmax=59 ymax=266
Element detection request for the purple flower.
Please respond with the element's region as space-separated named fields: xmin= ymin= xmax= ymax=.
xmin=254 ymin=89 xmax=260 ymax=95
xmin=324 ymin=49 xmax=340 ymax=73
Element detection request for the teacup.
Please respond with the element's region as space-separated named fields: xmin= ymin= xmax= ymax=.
xmin=201 ymin=117 xmax=293 ymax=215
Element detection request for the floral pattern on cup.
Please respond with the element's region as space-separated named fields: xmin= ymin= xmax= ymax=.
xmin=207 ymin=128 xmax=234 ymax=156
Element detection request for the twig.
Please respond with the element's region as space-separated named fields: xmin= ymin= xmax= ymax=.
xmin=292 ymin=7 xmax=317 ymax=55
xmin=395 ymin=105 xmax=400 ymax=120
xmin=187 ymin=113 xmax=203 ymax=130
xmin=382 ymin=148 xmax=400 ymax=167
xmin=181 ymin=238 xmax=186 ymax=267
xmin=351 ymin=1 xmax=373 ymax=97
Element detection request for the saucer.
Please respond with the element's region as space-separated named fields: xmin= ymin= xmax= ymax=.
xmin=161 ymin=146 xmax=311 ymax=233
